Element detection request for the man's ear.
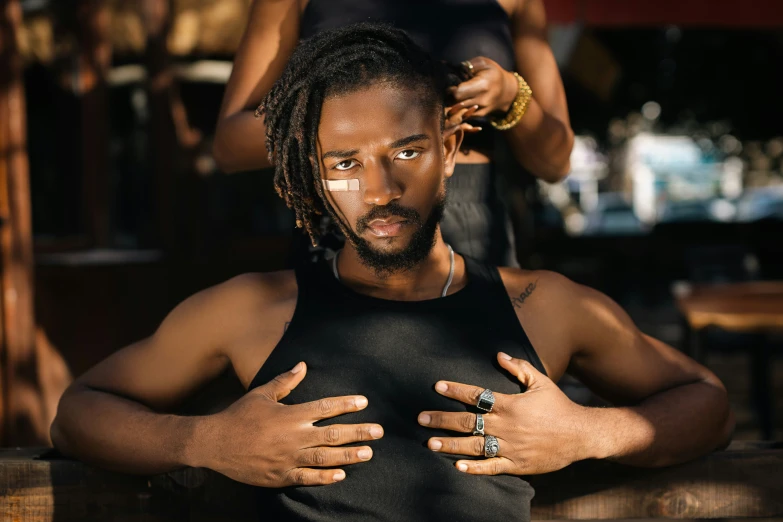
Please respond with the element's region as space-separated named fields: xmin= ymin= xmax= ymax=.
xmin=442 ymin=126 xmax=464 ymax=179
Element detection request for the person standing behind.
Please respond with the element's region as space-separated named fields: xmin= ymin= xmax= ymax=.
xmin=213 ymin=0 xmax=574 ymax=266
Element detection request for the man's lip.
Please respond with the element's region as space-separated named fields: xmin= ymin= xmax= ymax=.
xmin=366 ymin=219 xmax=408 ymax=237
xmin=368 ymin=217 xmax=406 ymax=227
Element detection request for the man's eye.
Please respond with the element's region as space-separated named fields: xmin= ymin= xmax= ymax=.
xmin=334 ymin=160 xmax=357 ymax=171
xmin=397 ymin=149 xmax=420 ymax=160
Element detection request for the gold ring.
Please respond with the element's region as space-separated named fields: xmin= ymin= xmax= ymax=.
xmin=461 ymin=60 xmax=474 ymax=76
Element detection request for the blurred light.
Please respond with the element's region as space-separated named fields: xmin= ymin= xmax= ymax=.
xmin=719 ymin=135 xmax=742 ymax=155
xmin=708 ymin=199 xmax=736 ymax=221
xmin=564 ymin=212 xmax=586 ymax=236
xmin=665 ymin=26 xmax=682 ymax=43
xmin=641 ymin=101 xmax=661 ymax=121
xmin=766 ymin=138 xmax=783 ymax=159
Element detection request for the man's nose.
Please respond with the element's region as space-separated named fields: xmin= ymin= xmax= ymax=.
xmin=362 ymin=159 xmax=402 ymax=206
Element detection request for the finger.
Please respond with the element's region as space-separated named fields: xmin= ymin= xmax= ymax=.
xmin=418 ymin=411 xmax=485 ymax=434
xmin=435 ymin=381 xmax=506 ymax=410
xmin=428 ymin=436 xmax=485 ymax=456
xmin=461 ymin=104 xmax=479 ymax=119
xmin=255 ymin=362 xmax=307 ymax=402
xmin=297 ymin=446 xmax=374 ymax=468
xmin=451 ymin=77 xmax=488 ymax=101
xmin=313 ymin=423 xmax=384 ymax=446
xmin=459 ymin=123 xmax=482 ymax=133
xmin=497 ymin=352 xmax=546 ymax=391
xmin=299 ymin=395 xmax=369 ymax=421
xmin=446 ymin=103 xmax=471 ymax=117
xmin=283 ymin=467 xmax=347 ymax=486
xmin=465 ymin=56 xmax=491 ymax=71
xmin=445 ymin=107 xmax=470 ymax=127
xmin=455 ymin=457 xmax=513 ymax=476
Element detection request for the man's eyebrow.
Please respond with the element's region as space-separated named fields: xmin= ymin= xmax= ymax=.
xmin=321 ymin=134 xmax=429 ymax=160
xmin=390 ymin=134 xmax=430 ymax=149
xmin=322 ymin=148 xmax=360 ymax=161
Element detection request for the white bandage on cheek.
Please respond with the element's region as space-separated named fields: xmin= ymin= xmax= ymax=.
xmin=322 ymin=179 xmax=360 ymax=192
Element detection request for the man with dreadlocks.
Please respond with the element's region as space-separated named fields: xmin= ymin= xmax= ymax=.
xmin=52 ymin=24 xmax=732 ymax=522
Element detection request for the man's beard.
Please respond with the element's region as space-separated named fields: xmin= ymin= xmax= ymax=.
xmin=341 ymin=190 xmax=446 ymax=277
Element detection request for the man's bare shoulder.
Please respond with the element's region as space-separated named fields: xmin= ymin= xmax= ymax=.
xmin=496 ymin=267 xmax=591 ymax=379
xmin=158 ymin=270 xmax=298 ymax=349
xmin=204 ymin=269 xmax=296 ymax=317
xmin=497 ymin=267 xmax=578 ymax=310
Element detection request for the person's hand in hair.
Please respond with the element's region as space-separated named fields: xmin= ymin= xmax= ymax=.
xmin=444 ymin=104 xmax=482 ymax=140
xmin=199 ymin=362 xmax=383 ymax=486
xmin=447 ymin=56 xmax=519 ymax=118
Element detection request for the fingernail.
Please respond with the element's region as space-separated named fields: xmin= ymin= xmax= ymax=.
xmin=290 ymin=362 xmax=304 ymax=374
xmin=472 ymin=105 xmax=479 ymax=109
xmin=457 ymin=463 xmax=468 ymax=472
xmin=358 ymin=448 xmax=372 ymax=460
xmin=474 ymin=127 xmax=483 ymax=131
xmin=333 ymin=470 xmax=345 ymax=481
xmin=370 ymin=426 xmax=384 ymax=438
xmin=435 ymin=382 xmax=448 ymax=393
xmin=355 ymin=396 xmax=368 ymax=409
xmin=430 ymin=439 xmax=442 ymax=451
xmin=499 ymin=352 xmax=512 ymax=361
xmin=418 ymin=413 xmax=431 ymax=425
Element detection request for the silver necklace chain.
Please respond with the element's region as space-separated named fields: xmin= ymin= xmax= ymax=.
xmin=332 ymin=244 xmax=455 ymax=298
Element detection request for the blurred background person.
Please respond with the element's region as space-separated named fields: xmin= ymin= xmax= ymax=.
xmin=213 ymin=0 xmax=574 ymax=267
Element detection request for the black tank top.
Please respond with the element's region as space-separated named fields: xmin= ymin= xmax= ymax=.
xmin=248 ymin=256 xmax=545 ymax=521
xmin=300 ymin=0 xmax=514 ymax=71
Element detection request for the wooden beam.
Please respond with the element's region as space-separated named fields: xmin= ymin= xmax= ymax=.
xmin=0 ymin=0 xmax=40 ymax=445
xmin=0 ymin=443 xmax=780 ymax=521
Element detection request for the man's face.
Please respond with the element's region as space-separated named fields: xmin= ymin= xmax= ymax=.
xmin=317 ymin=83 xmax=461 ymax=274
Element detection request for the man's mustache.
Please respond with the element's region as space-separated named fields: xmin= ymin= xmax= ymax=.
xmin=356 ymin=203 xmax=422 ymax=233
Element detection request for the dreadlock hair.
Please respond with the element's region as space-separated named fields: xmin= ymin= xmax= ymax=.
xmin=259 ymin=22 xmax=466 ymax=246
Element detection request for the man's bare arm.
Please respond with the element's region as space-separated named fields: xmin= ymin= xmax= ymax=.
xmin=212 ymin=0 xmax=300 ymax=172
xmin=558 ymin=276 xmax=734 ymax=467
xmin=506 ymin=0 xmax=574 ymax=181
xmin=50 ymin=272 xmax=382 ymax=486
xmin=50 ymin=275 xmax=257 ymax=474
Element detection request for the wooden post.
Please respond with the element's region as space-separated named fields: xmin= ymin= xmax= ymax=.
xmin=0 ymin=0 xmax=37 ymax=444
xmin=74 ymin=0 xmax=112 ymax=247
xmin=140 ymin=0 xmax=203 ymax=253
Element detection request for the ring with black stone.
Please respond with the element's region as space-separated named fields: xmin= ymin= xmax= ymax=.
xmin=476 ymin=389 xmax=495 ymax=412
xmin=472 ymin=413 xmax=485 ymax=436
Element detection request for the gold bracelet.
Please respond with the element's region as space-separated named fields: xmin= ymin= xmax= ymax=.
xmin=490 ymin=72 xmax=533 ymax=131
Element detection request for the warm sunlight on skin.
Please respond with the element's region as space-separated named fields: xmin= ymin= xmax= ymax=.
xmin=316 ymin=84 xmax=461 ymax=254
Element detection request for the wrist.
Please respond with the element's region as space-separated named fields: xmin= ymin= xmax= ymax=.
xmin=581 ymin=407 xmax=655 ymax=461
xmin=498 ymin=70 xmax=518 ymax=113
xmin=178 ymin=414 xmax=218 ymax=469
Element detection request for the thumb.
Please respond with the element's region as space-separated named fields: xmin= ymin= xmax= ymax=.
xmin=497 ymin=353 xmax=544 ymax=391
xmin=256 ymin=362 xmax=307 ymax=402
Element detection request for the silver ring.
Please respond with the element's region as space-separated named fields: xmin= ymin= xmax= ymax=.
xmin=484 ymin=435 xmax=499 ymax=458
xmin=476 ymin=389 xmax=495 ymax=412
xmin=472 ymin=413 xmax=485 ymax=436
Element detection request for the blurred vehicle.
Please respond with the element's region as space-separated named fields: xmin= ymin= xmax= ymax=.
xmin=583 ymin=192 xmax=646 ymax=235
xmin=659 ymin=199 xmax=715 ymax=223
xmin=736 ymin=186 xmax=783 ymax=222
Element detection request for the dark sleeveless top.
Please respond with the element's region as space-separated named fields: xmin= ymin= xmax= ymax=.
xmin=248 ymin=256 xmax=545 ymax=521
xmin=301 ymin=0 xmax=514 ymax=70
